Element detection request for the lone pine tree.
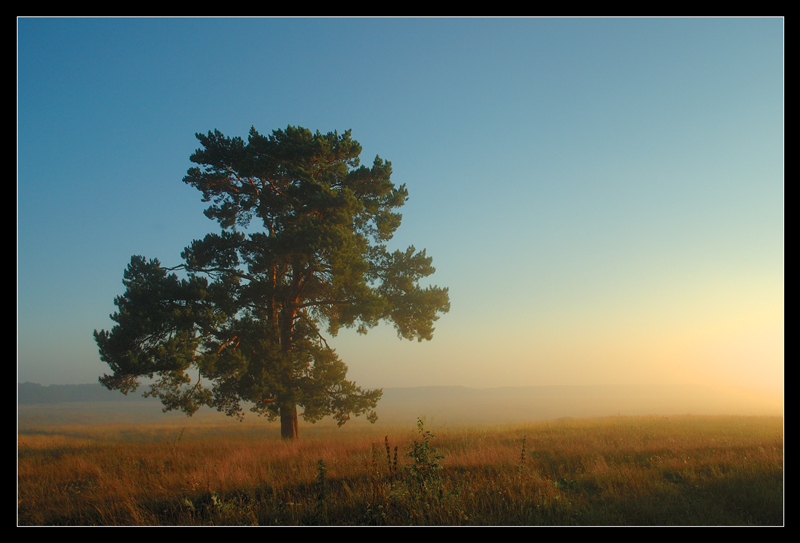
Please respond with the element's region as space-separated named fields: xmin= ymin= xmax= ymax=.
xmin=94 ymin=126 xmax=450 ymax=439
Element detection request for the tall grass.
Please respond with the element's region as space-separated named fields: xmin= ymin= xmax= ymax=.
xmin=17 ymin=415 xmax=783 ymax=526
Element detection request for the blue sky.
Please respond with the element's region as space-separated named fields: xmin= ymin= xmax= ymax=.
xmin=18 ymin=17 xmax=783 ymax=393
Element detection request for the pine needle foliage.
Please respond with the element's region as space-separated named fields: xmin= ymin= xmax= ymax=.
xmin=94 ymin=126 xmax=450 ymax=439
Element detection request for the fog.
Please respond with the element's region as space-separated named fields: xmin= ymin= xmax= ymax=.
xmin=18 ymin=383 xmax=782 ymax=432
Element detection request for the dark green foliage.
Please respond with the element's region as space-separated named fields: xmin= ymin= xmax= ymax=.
xmin=406 ymin=418 xmax=444 ymax=492
xmin=95 ymin=126 xmax=450 ymax=438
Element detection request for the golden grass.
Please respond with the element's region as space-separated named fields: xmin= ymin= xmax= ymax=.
xmin=18 ymin=414 xmax=783 ymax=526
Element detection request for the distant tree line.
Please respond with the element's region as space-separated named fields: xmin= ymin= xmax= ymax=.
xmin=18 ymin=382 xmax=150 ymax=404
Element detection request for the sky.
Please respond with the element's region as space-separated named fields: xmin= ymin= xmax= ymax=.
xmin=18 ymin=17 xmax=783 ymax=396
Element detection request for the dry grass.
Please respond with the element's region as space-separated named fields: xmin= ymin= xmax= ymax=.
xmin=17 ymin=414 xmax=783 ymax=526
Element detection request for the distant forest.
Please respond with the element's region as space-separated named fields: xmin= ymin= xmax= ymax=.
xmin=18 ymin=382 xmax=148 ymax=404
xmin=17 ymin=382 xmax=783 ymax=424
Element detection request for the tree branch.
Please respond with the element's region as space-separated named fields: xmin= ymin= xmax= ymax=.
xmin=298 ymin=312 xmax=331 ymax=350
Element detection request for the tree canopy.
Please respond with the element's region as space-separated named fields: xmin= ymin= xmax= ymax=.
xmin=94 ymin=125 xmax=450 ymax=438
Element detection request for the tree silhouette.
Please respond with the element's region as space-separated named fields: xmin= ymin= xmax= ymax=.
xmin=94 ymin=126 xmax=450 ymax=438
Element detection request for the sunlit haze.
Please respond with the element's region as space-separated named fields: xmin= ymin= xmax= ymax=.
xmin=18 ymin=18 xmax=783 ymax=415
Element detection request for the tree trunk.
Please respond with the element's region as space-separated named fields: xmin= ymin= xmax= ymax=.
xmin=278 ymin=266 xmax=303 ymax=440
xmin=280 ymin=403 xmax=299 ymax=439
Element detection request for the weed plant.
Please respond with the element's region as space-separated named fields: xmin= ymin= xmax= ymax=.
xmin=17 ymin=415 xmax=783 ymax=526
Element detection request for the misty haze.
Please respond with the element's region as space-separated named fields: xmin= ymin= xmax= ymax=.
xmin=18 ymin=16 xmax=783 ymax=526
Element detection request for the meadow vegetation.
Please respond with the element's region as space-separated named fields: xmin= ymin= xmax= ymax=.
xmin=18 ymin=414 xmax=782 ymax=526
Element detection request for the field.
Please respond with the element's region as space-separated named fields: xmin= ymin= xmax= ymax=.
xmin=17 ymin=409 xmax=783 ymax=526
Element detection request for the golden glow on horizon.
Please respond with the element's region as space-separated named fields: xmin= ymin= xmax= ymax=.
xmin=340 ymin=260 xmax=782 ymax=402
